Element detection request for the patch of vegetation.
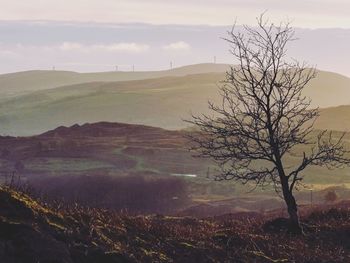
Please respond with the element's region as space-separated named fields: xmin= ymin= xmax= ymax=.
xmin=24 ymin=157 xmax=115 ymax=172
xmin=0 ymin=186 xmax=349 ymax=262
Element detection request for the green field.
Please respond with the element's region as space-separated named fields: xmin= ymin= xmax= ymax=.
xmin=1 ymin=64 xmax=350 ymax=135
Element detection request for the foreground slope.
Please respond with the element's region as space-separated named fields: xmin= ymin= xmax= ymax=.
xmin=1 ymin=67 xmax=350 ymax=135
xmin=1 ymin=186 xmax=350 ymax=263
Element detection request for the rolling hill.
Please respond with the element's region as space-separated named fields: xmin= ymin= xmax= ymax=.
xmin=0 ymin=73 xmax=224 ymax=135
xmin=1 ymin=121 xmax=350 ymax=203
xmin=0 ymin=63 xmax=230 ymax=97
xmin=0 ymin=121 xmax=208 ymax=181
xmin=315 ymin=105 xmax=350 ymax=132
xmin=0 ymin=64 xmax=350 ymax=135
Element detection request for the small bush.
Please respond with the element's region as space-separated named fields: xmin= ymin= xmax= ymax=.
xmin=324 ymin=190 xmax=339 ymax=203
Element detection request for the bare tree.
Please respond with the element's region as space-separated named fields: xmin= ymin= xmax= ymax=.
xmin=187 ymin=15 xmax=350 ymax=234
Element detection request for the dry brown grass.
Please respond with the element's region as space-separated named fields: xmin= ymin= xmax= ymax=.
xmin=1 ymin=185 xmax=350 ymax=262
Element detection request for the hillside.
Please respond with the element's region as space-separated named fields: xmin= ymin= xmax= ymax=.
xmin=0 ymin=63 xmax=230 ymax=96
xmin=315 ymin=105 xmax=350 ymax=132
xmin=0 ymin=122 xmax=213 ymax=204
xmin=0 ymin=73 xmax=224 ymax=135
xmin=0 ymin=121 xmax=350 ymax=216
xmin=0 ymin=122 xmax=204 ymax=180
xmin=0 ymin=66 xmax=350 ymax=135
xmin=1 ymin=121 xmax=349 ymax=185
xmin=1 ymin=186 xmax=350 ymax=263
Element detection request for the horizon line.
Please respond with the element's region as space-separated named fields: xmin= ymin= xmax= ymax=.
xmin=0 ymin=63 xmax=349 ymax=79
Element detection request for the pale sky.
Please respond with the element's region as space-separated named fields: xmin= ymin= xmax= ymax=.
xmin=0 ymin=0 xmax=349 ymax=28
xmin=0 ymin=1 xmax=349 ymax=75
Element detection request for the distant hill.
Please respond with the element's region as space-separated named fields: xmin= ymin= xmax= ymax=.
xmin=0 ymin=73 xmax=224 ymax=135
xmin=1 ymin=121 xmax=350 ymax=195
xmin=315 ymin=105 xmax=350 ymax=132
xmin=0 ymin=63 xmax=230 ymax=97
xmin=0 ymin=121 xmax=208 ymax=181
xmin=302 ymin=70 xmax=350 ymax=108
xmin=0 ymin=65 xmax=349 ymax=135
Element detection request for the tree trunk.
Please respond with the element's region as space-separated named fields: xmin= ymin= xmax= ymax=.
xmin=280 ymin=178 xmax=303 ymax=234
xmin=274 ymin=154 xmax=303 ymax=234
xmin=286 ymin=194 xmax=303 ymax=234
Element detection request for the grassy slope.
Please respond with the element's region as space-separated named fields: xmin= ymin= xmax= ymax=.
xmin=1 ymin=68 xmax=350 ymax=135
xmin=1 ymin=186 xmax=350 ymax=263
xmin=0 ymin=73 xmax=224 ymax=135
xmin=0 ymin=63 xmax=230 ymax=96
xmin=315 ymin=105 xmax=350 ymax=132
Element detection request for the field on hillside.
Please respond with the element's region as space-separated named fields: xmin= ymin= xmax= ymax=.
xmin=0 ymin=63 xmax=230 ymax=95
xmin=0 ymin=64 xmax=350 ymax=135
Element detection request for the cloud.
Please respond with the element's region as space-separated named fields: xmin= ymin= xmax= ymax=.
xmin=59 ymin=42 xmax=83 ymax=51
xmin=94 ymin=43 xmax=150 ymax=52
xmin=59 ymin=42 xmax=150 ymax=53
xmin=0 ymin=49 xmax=18 ymax=58
xmin=162 ymin=41 xmax=191 ymax=51
xmin=0 ymin=44 xmax=20 ymax=59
